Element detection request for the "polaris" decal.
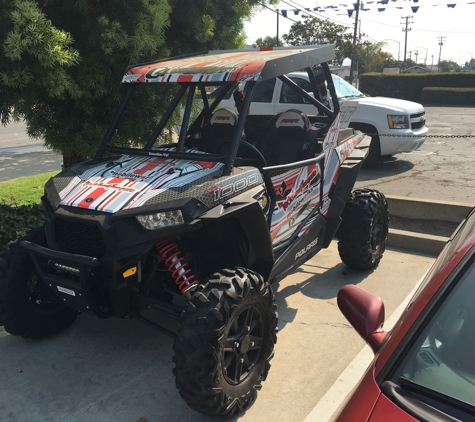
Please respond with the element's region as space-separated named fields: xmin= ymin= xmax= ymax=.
xmin=295 ymin=238 xmax=319 ymax=260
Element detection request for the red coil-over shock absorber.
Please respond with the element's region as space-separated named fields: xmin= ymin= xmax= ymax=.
xmin=156 ymin=239 xmax=198 ymax=297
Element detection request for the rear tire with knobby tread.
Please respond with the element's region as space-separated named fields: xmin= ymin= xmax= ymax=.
xmin=337 ymin=189 xmax=389 ymax=270
xmin=173 ymin=267 xmax=278 ymax=417
xmin=0 ymin=229 xmax=78 ymax=339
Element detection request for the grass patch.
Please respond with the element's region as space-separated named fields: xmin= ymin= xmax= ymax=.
xmin=0 ymin=171 xmax=58 ymax=249
xmin=0 ymin=171 xmax=58 ymax=205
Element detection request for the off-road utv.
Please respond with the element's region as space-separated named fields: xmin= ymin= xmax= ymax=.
xmin=0 ymin=45 xmax=389 ymax=417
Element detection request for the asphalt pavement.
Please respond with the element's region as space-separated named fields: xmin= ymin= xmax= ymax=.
xmin=355 ymin=106 xmax=475 ymax=205
xmin=0 ymin=122 xmax=63 ymax=182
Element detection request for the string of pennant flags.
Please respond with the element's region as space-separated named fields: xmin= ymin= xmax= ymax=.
xmin=279 ymin=1 xmax=475 ymax=17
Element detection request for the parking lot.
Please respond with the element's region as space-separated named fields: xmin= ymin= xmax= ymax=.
xmin=0 ymin=242 xmax=434 ymax=422
xmin=1 ymin=106 xmax=474 ymax=422
xmin=355 ymin=106 xmax=475 ymax=204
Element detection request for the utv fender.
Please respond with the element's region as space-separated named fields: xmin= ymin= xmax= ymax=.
xmin=199 ymin=189 xmax=274 ymax=280
xmin=322 ymin=140 xmax=368 ymax=247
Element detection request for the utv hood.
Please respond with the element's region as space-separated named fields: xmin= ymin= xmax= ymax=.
xmin=55 ymin=154 xmax=228 ymax=214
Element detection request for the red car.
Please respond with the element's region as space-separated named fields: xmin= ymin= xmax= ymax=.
xmin=335 ymin=206 xmax=475 ymax=421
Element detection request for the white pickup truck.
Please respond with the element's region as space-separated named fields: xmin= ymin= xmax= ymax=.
xmin=221 ymin=72 xmax=428 ymax=166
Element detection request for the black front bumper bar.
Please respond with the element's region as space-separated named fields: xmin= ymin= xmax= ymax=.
xmin=21 ymin=240 xmax=113 ymax=318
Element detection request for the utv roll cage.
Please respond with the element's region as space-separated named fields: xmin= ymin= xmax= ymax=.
xmin=92 ymin=45 xmax=340 ymax=176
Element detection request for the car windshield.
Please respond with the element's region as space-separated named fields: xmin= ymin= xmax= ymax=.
xmin=391 ymin=251 xmax=475 ymax=410
xmin=331 ymin=75 xmax=365 ymax=99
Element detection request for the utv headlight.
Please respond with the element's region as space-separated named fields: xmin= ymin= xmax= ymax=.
xmin=136 ymin=210 xmax=184 ymax=230
xmin=388 ymin=114 xmax=409 ymax=129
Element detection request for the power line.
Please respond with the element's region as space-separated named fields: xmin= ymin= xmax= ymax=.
xmin=260 ymin=3 xmax=299 ymax=24
xmin=278 ymin=0 xmax=475 ymax=34
xmin=361 ymin=16 xmax=475 ymax=33
xmin=281 ymin=0 xmax=354 ymax=28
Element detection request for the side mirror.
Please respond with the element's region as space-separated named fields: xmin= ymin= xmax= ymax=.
xmin=337 ymin=285 xmax=387 ymax=353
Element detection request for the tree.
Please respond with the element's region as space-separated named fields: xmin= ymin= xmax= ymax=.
xmin=0 ymin=0 xmax=276 ymax=166
xmin=1 ymin=0 xmax=172 ymax=166
xmin=356 ymin=42 xmax=396 ymax=74
xmin=439 ymin=60 xmax=462 ymax=72
xmin=253 ymin=36 xmax=282 ymax=48
xmin=282 ymin=16 xmax=353 ymax=65
xmin=165 ymin=0 xmax=276 ymax=54
xmin=402 ymin=58 xmax=416 ymax=70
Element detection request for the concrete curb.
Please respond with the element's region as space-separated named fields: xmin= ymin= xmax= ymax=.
xmin=386 ymin=195 xmax=474 ymax=223
xmin=385 ymin=195 xmax=474 ymax=255
xmin=387 ymin=228 xmax=449 ymax=256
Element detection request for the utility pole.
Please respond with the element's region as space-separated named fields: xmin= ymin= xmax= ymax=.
xmin=276 ymin=9 xmax=279 ymax=47
xmin=401 ymin=15 xmax=413 ymax=64
xmin=355 ymin=19 xmax=361 ymax=88
xmin=437 ymin=36 xmax=446 ymax=72
xmin=417 ymin=46 xmax=428 ymax=65
xmin=349 ymin=0 xmax=361 ymax=84
xmin=414 ymin=50 xmax=418 ymax=64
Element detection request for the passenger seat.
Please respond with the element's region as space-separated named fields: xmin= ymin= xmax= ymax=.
xmin=258 ymin=110 xmax=321 ymax=166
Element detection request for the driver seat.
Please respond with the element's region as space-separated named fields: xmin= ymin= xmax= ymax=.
xmin=202 ymin=107 xmax=239 ymax=154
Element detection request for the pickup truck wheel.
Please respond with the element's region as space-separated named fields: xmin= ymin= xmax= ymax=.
xmin=0 ymin=229 xmax=78 ymax=339
xmin=173 ymin=267 xmax=277 ymax=417
xmin=337 ymin=189 xmax=388 ymax=270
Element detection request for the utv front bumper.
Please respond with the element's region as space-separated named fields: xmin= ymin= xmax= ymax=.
xmin=21 ymin=240 xmax=143 ymax=319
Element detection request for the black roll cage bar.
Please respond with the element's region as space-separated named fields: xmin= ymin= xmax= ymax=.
xmin=92 ymin=62 xmax=340 ymax=176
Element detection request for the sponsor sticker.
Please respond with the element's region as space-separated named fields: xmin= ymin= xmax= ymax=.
xmin=57 ymin=286 xmax=76 ymax=296
xmin=122 ymin=74 xmax=141 ymax=83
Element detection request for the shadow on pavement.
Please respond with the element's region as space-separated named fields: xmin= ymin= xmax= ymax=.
xmin=274 ymin=261 xmax=370 ymax=332
xmin=357 ymin=157 xmax=414 ymax=182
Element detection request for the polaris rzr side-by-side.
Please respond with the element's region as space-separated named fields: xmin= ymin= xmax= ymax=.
xmin=0 ymin=45 xmax=389 ymax=417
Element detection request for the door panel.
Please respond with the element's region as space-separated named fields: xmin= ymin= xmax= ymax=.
xmin=265 ymin=163 xmax=322 ymax=246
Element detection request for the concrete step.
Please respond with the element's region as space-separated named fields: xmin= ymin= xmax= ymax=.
xmin=385 ymin=195 xmax=474 ymax=255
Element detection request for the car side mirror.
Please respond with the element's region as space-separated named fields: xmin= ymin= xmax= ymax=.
xmin=337 ymin=285 xmax=387 ymax=353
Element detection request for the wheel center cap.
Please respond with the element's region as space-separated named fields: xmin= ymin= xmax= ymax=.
xmin=240 ymin=334 xmax=251 ymax=353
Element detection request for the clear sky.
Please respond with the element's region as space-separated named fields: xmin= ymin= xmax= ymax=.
xmin=244 ymin=0 xmax=475 ymax=66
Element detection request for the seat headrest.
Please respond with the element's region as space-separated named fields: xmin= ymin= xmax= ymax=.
xmin=274 ymin=110 xmax=309 ymax=131
xmin=210 ymin=108 xmax=238 ymax=126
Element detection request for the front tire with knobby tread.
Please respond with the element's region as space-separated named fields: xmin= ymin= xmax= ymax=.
xmin=337 ymin=189 xmax=389 ymax=270
xmin=173 ymin=267 xmax=278 ymax=417
xmin=0 ymin=229 xmax=78 ymax=339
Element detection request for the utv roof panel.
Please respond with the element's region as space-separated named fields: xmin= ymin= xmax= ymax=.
xmin=121 ymin=45 xmax=335 ymax=84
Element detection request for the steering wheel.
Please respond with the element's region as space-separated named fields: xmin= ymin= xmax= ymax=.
xmin=218 ymin=140 xmax=267 ymax=168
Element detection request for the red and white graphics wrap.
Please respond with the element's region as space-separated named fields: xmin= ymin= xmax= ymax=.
xmin=123 ymin=48 xmax=314 ymax=84
xmin=269 ymin=164 xmax=321 ymax=245
xmin=266 ymin=102 xmax=361 ymax=245
xmin=321 ymin=101 xmax=359 ymax=215
xmin=59 ymin=152 xmax=222 ymax=214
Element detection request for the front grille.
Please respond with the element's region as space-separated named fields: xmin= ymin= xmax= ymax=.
xmin=410 ymin=112 xmax=426 ymax=130
xmin=55 ymin=219 xmax=106 ymax=259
